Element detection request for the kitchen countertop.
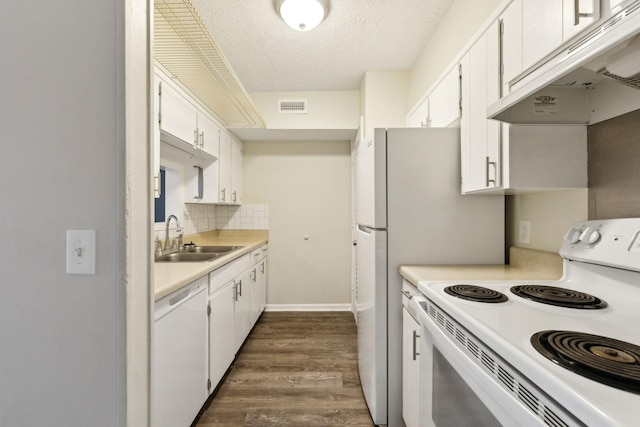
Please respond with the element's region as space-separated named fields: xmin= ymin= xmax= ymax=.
xmin=399 ymin=247 xmax=563 ymax=288
xmin=154 ymin=230 xmax=268 ymax=300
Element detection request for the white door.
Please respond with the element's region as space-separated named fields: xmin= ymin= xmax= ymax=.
xmin=356 ymin=225 xmax=387 ymax=425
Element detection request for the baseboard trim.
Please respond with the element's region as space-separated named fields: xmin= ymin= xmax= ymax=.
xmin=265 ymin=303 xmax=351 ymax=312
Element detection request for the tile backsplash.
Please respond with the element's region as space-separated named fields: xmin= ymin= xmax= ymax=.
xmin=155 ymin=204 xmax=269 ymax=240
xmin=216 ymin=204 xmax=269 ymax=230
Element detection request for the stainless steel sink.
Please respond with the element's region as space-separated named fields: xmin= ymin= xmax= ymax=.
xmin=183 ymin=245 xmax=243 ymax=254
xmin=155 ymin=252 xmax=222 ymax=262
xmin=155 ymin=245 xmax=243 ymax=262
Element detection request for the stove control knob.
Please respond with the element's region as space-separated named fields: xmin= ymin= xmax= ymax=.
xmin=579 ymin=227 xmax=601 ymax=245
xmin=564 ymin=228 xmax=581 ymax=244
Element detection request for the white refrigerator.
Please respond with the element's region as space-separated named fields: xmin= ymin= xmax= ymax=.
xmin=355 ymin=128 xmax=504 ymax=426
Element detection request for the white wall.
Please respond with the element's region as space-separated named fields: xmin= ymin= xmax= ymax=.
xmin=360 ymin=71 xmax=409 ymax=138
xmin=0 ymin=1 xmax=131 ymax=425
xmin=409 ymin=0 xmax=503 ymax=108
xmin=243 ymin=140 xmax=352 ymax=306
xmin=507 ymin=190 xmax=588 ymax=252
xmin=250 ymin=91 xmax=360 ymax=130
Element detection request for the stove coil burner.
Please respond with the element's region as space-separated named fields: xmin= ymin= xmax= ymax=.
xmin=510 ymin=285 xmax=607 ymax=309
xmin=444 ymin=284 xmax=508 ymax=303
xmin=532 ymin=330 xmax=640 ymax=394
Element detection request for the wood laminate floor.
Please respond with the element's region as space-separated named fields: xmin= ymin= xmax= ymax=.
xmin=194 ymin=311 xmax=375 ymax=426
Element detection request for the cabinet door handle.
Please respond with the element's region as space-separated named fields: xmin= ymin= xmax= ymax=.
xmin=252 ymin=269 xmax=257 ymax=282
xmin=412 ymin=330 xmax=420 ymax=361
xmin=194 ymin=129 xmax=199 ymax=148
xmin=238 ymin=280 xmax=242 ymax=297
xmin=574 ymin=0 xmax=594 ymax=25
xmin=260 ymin=262 xmax=264 ymax=273
xmin=401 ymin=290 xmax=413 ymax=300
xmin=233 ymin=281 xmax=238 ymax=301
xmin=232 ymin=190 xmax=237 ymax=203
xmin=221 ymin=188 xmax=226 ymax=202
xmin=485 ymin=156 xmax=497 ymax=187
xmin=200 ymin=131 xmax=205 ymax=149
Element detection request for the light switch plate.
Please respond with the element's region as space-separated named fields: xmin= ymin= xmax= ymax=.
xmin=519 ymin=220 xmax=531 ymax=245
xmin=66 ymin=229 xmax=96 ymax=275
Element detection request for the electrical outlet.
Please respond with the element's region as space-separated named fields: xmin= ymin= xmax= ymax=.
xmin=519 ymin=220 xmax=531 ymax=245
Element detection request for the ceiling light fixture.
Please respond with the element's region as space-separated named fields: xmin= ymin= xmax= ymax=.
xmin=277 ymin=0 xmax=328 ymax=32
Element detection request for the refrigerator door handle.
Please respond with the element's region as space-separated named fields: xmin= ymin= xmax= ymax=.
xmin=358 ymin=225 xmax=374 ymax=234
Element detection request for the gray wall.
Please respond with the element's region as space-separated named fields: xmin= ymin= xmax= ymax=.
xmin=0 ymin=1 xmax=126 ymax=425
xmin=588 ymin=108 xmax=640 ymax=219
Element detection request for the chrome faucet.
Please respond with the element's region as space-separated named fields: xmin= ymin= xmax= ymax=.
xmin=164 ymin=215 xmax=184 ymax=251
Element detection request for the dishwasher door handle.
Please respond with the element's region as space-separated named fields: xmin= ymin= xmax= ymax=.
xmin=169 ymin=288 xmax=191 ymax=307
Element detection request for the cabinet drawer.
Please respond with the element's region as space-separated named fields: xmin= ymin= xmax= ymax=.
xmin=251 ymin=245 xmax=268 ymax=265
xmin=209 ymin=254 xmax=251 ymax=293
xmin=401 ymin=280 xmax=421 ymax=309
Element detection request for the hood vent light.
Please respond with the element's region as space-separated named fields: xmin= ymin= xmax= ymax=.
xmin=279 ymin=99 xmax=307 ymax=114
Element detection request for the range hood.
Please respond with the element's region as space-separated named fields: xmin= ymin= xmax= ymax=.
xmin=488 ymin=1 xmax=640 ymax=124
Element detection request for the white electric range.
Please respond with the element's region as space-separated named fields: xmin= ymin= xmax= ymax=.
xmin=411 ymin=218 xmax=640 ymax=427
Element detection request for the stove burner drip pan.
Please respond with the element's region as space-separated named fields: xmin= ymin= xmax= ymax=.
xmin=444 ymin=284 xmax=508 ymax=303
xmin=532 ymin=330 xmax=640 ymax=394
xmin=511 ymin=285 xmax=607 ymax=309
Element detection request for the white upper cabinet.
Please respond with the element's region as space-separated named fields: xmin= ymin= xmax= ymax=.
xmin=522 ymin=0 xmax=563 ymax=71
xmin=500 ymin=0 xmax=523 ymax=96
xmin=407 ymin=97 xmax=430 ymax=128
xmin=217 ymin=133 xmax=243 ymax=205
xmin=519 ymin=0 xmax=601 ymax=82
xmin=231 ymin=139 xmax=243 ymax=204
xmin=407 ymin=65 xmax=460 ymax=128
xmin=153 ymin=74 xmax=162 ymax=198
xmin=461 ymin=22 xmax=502 ymax=194
xmin=196 ymin=112 xmax=220 ymax=159
xmin=156 ymin=68 xmax=219 ymax=161
xmin=429 ymin=66 xmax=461 ymax=128
xmin=563 ymin=0 xmax=601 ymax=42
xmin=160 ymin=76 xmax=199 ymax=147
xmin=218 ymin=131 xmax=232 ymax=203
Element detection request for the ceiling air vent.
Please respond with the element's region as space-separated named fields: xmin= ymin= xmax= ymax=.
xmin=279 ymin=99 xmax=307 ymax=114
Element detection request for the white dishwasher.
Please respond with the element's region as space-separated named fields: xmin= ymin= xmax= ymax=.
xmin=154 ymin=276 xmax=208 ymax=427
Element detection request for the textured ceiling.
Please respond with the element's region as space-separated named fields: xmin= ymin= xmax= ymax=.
xmin=190 ymin=0 xmax=455 ymax=93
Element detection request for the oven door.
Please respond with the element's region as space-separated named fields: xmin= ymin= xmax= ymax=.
xmin=411 ymin=297 xmax=547 ymax=427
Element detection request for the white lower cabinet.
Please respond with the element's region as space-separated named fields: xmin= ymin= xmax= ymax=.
xmin=250 ymin=245 xmax=268 ymax=326
xmin=207 ymin=253 xmax=252 ymax=393
xmin=234 ymin=268 xmax=252 ymax=354
xmin=208 ymin=281 xmax=236 ymax=393
xmin=402 ymin=306 xmax=420 ymax=427
xmin=154 ymin=276 xmax=208 ymax=427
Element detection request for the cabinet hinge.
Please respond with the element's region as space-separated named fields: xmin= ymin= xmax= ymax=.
xmin=207 ymin=378 xmax=211 ymax=390
xmin=207 ymin=303 xmax=211 ymax=316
